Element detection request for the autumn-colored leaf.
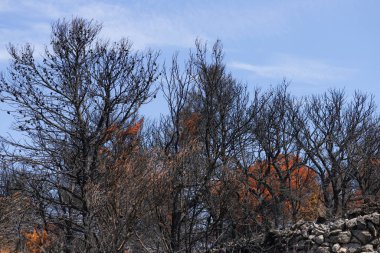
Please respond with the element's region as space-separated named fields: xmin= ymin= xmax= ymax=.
xmin=184 ymin=113 xmax=200 ymax=135
xmin=24 ymin=229 xmax=51 ymax=253
xmin=123 ymin=118 xmax=144 ymax=136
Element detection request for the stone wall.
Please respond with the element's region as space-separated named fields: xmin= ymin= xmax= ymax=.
xmin=266 ymin=212 xmax=380 ymax=252
xmin=211 ymin=212 xmax=380 ymax=252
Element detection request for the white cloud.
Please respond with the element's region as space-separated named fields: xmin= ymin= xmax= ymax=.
xmin=229 ymin=56 xmax=356 ymax=84
xmin=0 ymin=48 xmax=8 ymax=61
xmin=72 ymin=2 xmax=197 ymax=49
xmin=0 ymin=0 xmax=354 ymax=55
xmin=0 ymin=0 xmax=303 ymax=51
xmin=0 ymin=0 xmax=65 ymax=18
xmin=0 ymin=0 xmax=16 ymax=12
xmin=0 ymin=0 xmax=357 ymax=70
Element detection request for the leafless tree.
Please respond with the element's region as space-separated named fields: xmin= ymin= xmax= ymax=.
xmin=293 ymin=90 xmax=377 ymax=217
xmin=346 ymin=102 xmax=380 ymax=202
xmin=188 ymin=40 xmax=257 ymax=249
xmin=137 ymin=41 xmax=257 ymax=252
xmin=0 ymin=17 xmax=159 ymax=252
xmin=242 ymin=84 xmax=311 ymax=227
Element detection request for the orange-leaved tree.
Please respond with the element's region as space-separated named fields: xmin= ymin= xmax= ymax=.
xmin=237 ymin=154 xmax=321 ymax=227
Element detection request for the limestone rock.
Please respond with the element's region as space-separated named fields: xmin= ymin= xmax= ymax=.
xmin=321 ymin=242 xmax=330 ymax=247
xmin=330 ymin=229 xmax=343 ymax=236
xmin=336 ymin=231 xmax=351 ymax=244
xmin=360 ymin=244 xmax=374 ymax=252
xmin=370 ymin=238 xmax=380 ymax=245
xmin=302 ymin=228 xmax=309 ymax=238
xmin=367 ymin=221 xmax=377 ymax=237
xmin=365 ymin=212 xmax=380 ymax=225
xmin=351 ymin=230 xmax=372 ymax=244
xmin=331 ymin=219 xmax=346 ymax=230
xmin=371 ymin=212 xmax=379 ymax=225
xmin=350 ymin=236 xmax=361 ymax=244
xmin=332 ymin=243 xmax=341 ymax=252
xmin=314 ymin=235 xmax=324 ymax=245
xmin=345 ymin=243 xmax=361 ymax=253
xmin=316 ymin=246 xmax=330 ymax=253
xmin=337 ymin=247 xmax=347 ymax=253
xmin=346 ymin=218 xmax=357 ymax=229
xmin=356 ymin=216 xmax=367 ymax=230
xmin=313 ymin=228 xmax=325 ymax=236
xmin=294 ymin=219 xmax=305 ymax=228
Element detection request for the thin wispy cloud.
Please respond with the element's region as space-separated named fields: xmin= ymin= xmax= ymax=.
xmin=73 ymin=2 xmax=198 ymax=49
xmin=0 ymin=0 xmax=302 ymax=53
xmin=229 ymin=56 xmax=356 ymax=84
xmin=0 ymin=48 xmax=8 ymax=61
xmin=0 ymin=1 xmax=377 ymax=88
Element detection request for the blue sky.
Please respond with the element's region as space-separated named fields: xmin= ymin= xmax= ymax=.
xmin=0 ymin=0 xmax=380 ymax=133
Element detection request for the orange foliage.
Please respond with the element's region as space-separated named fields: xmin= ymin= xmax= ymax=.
xmin=183 ymin=113 xmax=201 ymax=136
xmin=105 ymin=123 xmax=119 ymax=135
xmin=24 ymin=229 xmax=51 ymax=253
xmin=211 ymin=154 xmax=321 ymax=223
xmin=123 ymin=118 xmax=144 ymax=136
xmin=104 ymin=123 xmax=120 ymax=142
xmin=243 ymin=155 xmax=319 ymax=220
xmin=104 ymin=118 xmax=144 ymax=142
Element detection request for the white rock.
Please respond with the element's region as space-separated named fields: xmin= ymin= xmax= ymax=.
xmin=332 ymin=243 xmax=341 ymax=252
